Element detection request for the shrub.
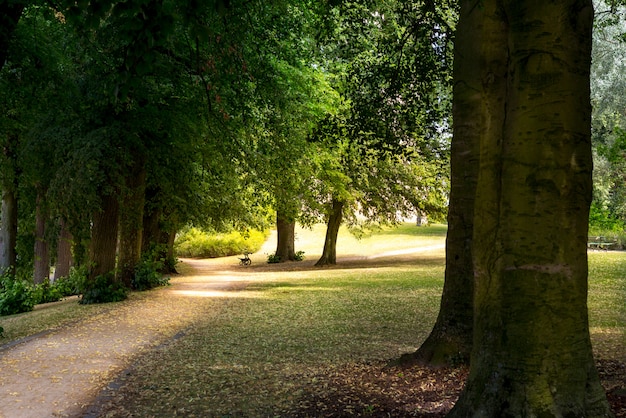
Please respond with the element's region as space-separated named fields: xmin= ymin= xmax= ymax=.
xmin=175 ymin=227 xmax=268 ymax=258
xmin=267 ymin=254 xmax=281 ymax=264
xmin=32 ymin=280 xmax=64 ymax=304
xmin=0 ymin=273 xmax=36 ymax=316
xmin=294 ymin=251 xmax=306 ymax=261
xmin=53 ymin=266 xmax=85 ymax=297
xmin=79 ymin=272 xmax=127 ymax=305
xmin=132 ymin=259 xmax=170 ymax=291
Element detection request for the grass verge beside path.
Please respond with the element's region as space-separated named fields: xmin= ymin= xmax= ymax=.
xmin=94 ymin=225 xmax=624 ymax=418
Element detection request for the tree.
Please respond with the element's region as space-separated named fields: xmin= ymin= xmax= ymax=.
xmin=404 ymin=0 xmax=478 ymax=367
xmin=449 ymin=0 xmax=613 ymax=415
xmin=310 ymin=0 xmax=453 ymax=267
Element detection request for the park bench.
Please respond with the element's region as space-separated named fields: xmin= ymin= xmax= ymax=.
xmin=587 ymin=236 xmax=618 ymax=250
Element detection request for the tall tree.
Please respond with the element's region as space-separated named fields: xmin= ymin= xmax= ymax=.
xmin=404 ymin=0 xmax=477 ymax=366
xmin=449 ymin=0 xmax=613 ymax=415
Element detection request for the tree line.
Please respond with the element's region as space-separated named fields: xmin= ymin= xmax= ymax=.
xmin=0 ymin=0 xmax=451 ymax=299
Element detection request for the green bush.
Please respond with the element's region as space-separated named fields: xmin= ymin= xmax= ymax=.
xmin=267 ymin=254 xmax=281 ymax=264
xmin=79 ymin=272 xmax=128 ymax=305
xmin=32 ymin=280 xmax=64 ymax=304
xmin=294 ymin=251 xmax=305 ymax=261
xmin=175 ymin=227 xmax=268 ymax=258
xmin=0 ymin=273 xmax=36 ymax=316
xmin=53 ymin=266 xmax=85 ymax=297
xmin=133 ymin=259 xmax=170 ymax=291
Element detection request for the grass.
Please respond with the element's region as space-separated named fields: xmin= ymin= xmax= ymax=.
xmin=1 ymin=222 xmax=624 ymax=416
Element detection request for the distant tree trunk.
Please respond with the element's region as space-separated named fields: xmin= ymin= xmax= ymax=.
xmin=0 ymin=189 xmax=17 ymax=276
xmin=141 ymin=189 xmax=161 ymax=254
xmin=275 ymin=211 xmax=296 ymax=262
xmin=400 ymin=0 xmax=481 ymax=367
xmin=53 ymin=219 xmax=73 ymax=281
xmin=117 ymin=160 xmax=147 ymax=288
xmin=449 ymin=0 xmax=612 ymax=415
xmin=88 ymin=193 xmax=119 ymax=280
xmin=315 ymin=199 xmax=343 ymax=266
xmin=33 ymin=193 xmax=50 ymax=284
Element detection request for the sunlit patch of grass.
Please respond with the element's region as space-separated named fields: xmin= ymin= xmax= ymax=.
xmin=588 ymin=251 xmax=626 ymax=360
xmin=94 ymin=258 xmax=446 ymax=417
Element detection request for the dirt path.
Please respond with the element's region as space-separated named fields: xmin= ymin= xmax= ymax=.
xmin=0 ymin=258 xmax=245 ymax=418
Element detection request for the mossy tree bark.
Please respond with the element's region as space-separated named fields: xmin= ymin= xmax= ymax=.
xmin=275 ymin=210 xmax=297 ymax=262
xmin=449 ymin=0 xmax=613 ymax=416
xmin=33 ymin=193 xmax=50 ymax=284
xmin=405 ymin=0 xmax=481 ymax=367
xmin=53 ymin=219 xmax=73 ymax=281
xmin=0 ymin=189 xmax=17 ymax=276
xmin=117 ymin=159 xmax=147 ymax=288
xmin=315 ymin=199 xmax=343 ymax=266
xmin=88 ymin=193 xmax=119 ymax=280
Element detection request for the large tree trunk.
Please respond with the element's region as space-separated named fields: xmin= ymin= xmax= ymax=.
xmin=88 ymin=193 xmax=120 ymax=280
xmin=315 ymin=199 xmax=343 ymax=267
xmin=449 ymin=1 xmax=613 ymax=416
xmin=402 ymin=0 xmax=481 ymax=367
xmin=117 ymin=160 xmax=147 ymax=288
xmin=0 ymin=189 xmax=17 ymax=276
xmin=53 ymin=219 xmax=73 ymax=281
xmin=275 ymin=211 xmax=296 ymax=262
xmin=33 ymin=193 xmax=50 ymax=284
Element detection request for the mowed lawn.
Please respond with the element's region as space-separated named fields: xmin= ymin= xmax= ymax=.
xmin=95 ymin=223 xmax=624 ymax=417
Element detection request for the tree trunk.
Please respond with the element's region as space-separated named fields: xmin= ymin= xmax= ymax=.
xmin=141 ymin=193 xmax=161 ymax=254
xmin=315 ymin=199 xmax=343 ymax=266
xmin=117 ymin=160 xmax=147 ymax=288
xmin=449 ymin=1 xmax=613 ymax=416
xmin=275 ymin=211 xmax=296 ymax=262
xmin=88 ymin=193 xmax=119 ymax=280
xmin=53 ymin=219 xmax=73 ymax=281
xmin=401 ymin=0 xmax=481 ymax=367
xmin=33 ymin=193 xmax=50 ymax=284
xmin=0 ymin=189 xmax=17 ymax=276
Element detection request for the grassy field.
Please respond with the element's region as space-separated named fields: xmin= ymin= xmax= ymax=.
xmin=1 ymin=223 xmax=625 ymax=417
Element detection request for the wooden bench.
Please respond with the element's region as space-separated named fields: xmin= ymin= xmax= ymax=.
xmin=587 ymin=236 xmax=618 ymax=250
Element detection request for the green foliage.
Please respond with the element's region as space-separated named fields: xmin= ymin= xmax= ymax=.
xmin=589 ymin=201 xmax=625 ymax=233
xmin=54 ymin=266 xmax=86 ymax=297
xmin=31 ymin=268 xmax=84 ymax=305
xmin=294 ymin=251 xmax=305 ymax=261
xmin=32 ymin=280 xmax=63 ymax=304
xmin=0 ymin=273 xmax=35 ymax=316
xmin=132 ymin=253 xmax=171 ymax=291
xmin=175 ymin=227 xmax=268 ymax=258
xmin=79 ymin=273 xmax=127 ymax=305
xmin=267 ymin=254 xmax=282 ymax=264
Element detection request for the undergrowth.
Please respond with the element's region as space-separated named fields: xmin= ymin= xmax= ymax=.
xmin=175 ymin=227 xmax=268 ymax=258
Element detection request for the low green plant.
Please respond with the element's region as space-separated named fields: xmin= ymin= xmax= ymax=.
xmin=267 ymin=253 xmax=281 ymax=264
xmin=0 ymin=273 xmax=36 ymax=316
xmin=294 ymin=251 xmax=305 ymax=261
xmin=32 ymin=280 xmax=64 ymax=304
xmin=175 ymin=227 xmax=268 ymax=258
xmin=133 ymin=259 xmax=170 ymax=291
xmin=79 ymin=272 xmax=127 ymax=305
xmin=53 ymin=266 xmax=86 ymax=297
